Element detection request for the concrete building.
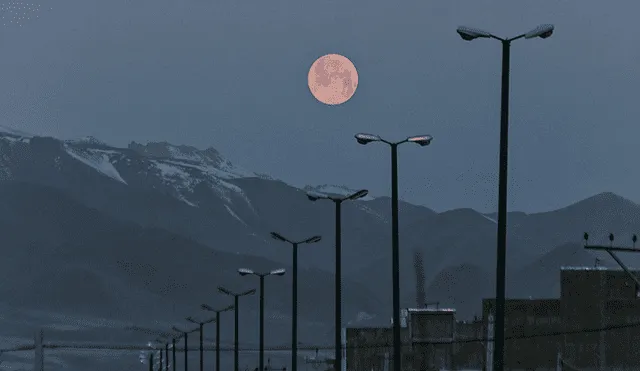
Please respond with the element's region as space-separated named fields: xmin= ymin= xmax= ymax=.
xmin=454 ymin=317 xmax=484 ymax=370
xmin=407 ymin=308 xmax=456 ymax=371
xmin=347 ymin=266 xmax=640 ymax=370
xmin=560 ymin=266 xmax=640 ymax=370
xmin=481 ymin=266 xmax=640 ymax=371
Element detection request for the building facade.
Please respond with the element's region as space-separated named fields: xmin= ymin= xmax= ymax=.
xmin=346 ymin=267 xmax=640 ymax=371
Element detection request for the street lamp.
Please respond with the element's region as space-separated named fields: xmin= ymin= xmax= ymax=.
xmin=172 ymin=325 xmax=200 ymax=371
xmin=354 ymin=133 xmax=433 ymax=371
xmin=156 ymin=337 xmax=170 ymax=371
xmin=307 ymin=189 xmax=368 ymax=371
xmin=218 ymin=286 xmax=256 ymax=371
xmin=200 ymin=304 xmax=235 ymax=371
xmin=455 ymin=23 xmax=554 ymax=371
xmin=270 ymin=232 xmax=322 ymax=371
xmin=186 ymin=316 xmax=217 ymax=371
xmin=238 ymin=268 xmax=286 ymax=371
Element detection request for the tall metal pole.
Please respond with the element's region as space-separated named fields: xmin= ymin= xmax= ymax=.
xmin=260 ymin=275 xmax=266 ymax=371
xmin=185 ymin=332 xmax=189 ymax=371
xmin=292 ymin=242 xmax=299 ymax=371
xmin=493 ymin=39 xmax=511 ymax=371
xmin=149 ymin=353 xmax=154 ymax=371
xmin=390 ymin=143 xmax=402 ymax=371
xmin=199 ymin=323 xmax=204 ymax=371
xmin=334 ymin=201 xmax=342 ymax=371
xmin=216 ymin=312 xmax=221 ymax=371
xmin=235 ymin=295 xmax=240 ymax=371
xmin=172 ymin=338 xmax=177 ymax=371
xmin=165 ymin=343 xmax=169 ymax=371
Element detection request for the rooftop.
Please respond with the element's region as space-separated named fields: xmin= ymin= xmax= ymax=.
xmin=561 ymin=266 xmax=640 ymax=271
xmin=407 ymin=308 xmax=456 ymax=313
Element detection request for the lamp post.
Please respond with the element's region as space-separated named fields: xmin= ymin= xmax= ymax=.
xmin=455 ymin=24 xmax=554 ymax=371
xmin=270 ymin=232 xmax=322 ymax=371
xmin=186 ymin=316 xmax=218 ymax=371
xmin=238 ymin=268 xmax=287 ymax=371
xmin=306 ymin=189 xmax=369 ymax=371
xmin=354 ymin=133 xmax=433 ymax=371
xmin=200 ymin=304 xmax=235 ymax=371
xmin=158 ymin=346 xmax=163 ymax=371
xmin=172 ymin=325 xmax=200 ymax=371
xmin=172 ymin=338 xmax=177 ymax=371
xmin=155 ymin=337 xmax=170 ymax=371
xmin=218 ymin=286 xmax=256 ymax=371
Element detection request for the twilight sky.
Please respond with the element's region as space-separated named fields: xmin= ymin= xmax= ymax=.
xmin=1 ymin=0 xmax=638 ymax=213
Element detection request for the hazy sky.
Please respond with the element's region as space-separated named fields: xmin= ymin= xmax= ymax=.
xmin=1 ymin=0 xmax=638 ymax=213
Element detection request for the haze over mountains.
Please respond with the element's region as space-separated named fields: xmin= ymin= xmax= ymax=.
xmin=1 ymin=125 xmax=639 ymax=368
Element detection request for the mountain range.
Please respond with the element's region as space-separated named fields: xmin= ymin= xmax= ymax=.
xmin=1 ymin=125 xmax=639 ymax=368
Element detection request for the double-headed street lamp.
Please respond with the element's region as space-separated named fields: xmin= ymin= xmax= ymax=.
xmin=186 ymin=316 xmax=217 ymax=371
xmin=218 ymin=286 xmax=256 ymax=371
xmin=172 ymin=325 xmax=200 ymax=371
xmin=455 ymin=24 xmax=554 ymax=371
xmin=270 ymin=232 xmax=322 ymax=371
xmin=307 ymin=189 xmax=369 ymax=371
xmin=354 ymin=133 xmax=433 ymax=371
xmin=200 ymin=304 xmax=235 ymax=371
xmin=238 ymin=268 xmax=286 ymax=371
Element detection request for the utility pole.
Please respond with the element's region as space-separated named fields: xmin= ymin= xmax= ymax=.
xmin=583 ymin=232 xmax=640 ymax=371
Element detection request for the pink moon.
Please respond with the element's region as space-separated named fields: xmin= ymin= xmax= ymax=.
xmin=307 ymin=54 xmax=359 ymax=105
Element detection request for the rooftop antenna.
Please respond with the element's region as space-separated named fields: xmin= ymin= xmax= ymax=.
xmin=413 ymin=249 xmax=426 ymax=308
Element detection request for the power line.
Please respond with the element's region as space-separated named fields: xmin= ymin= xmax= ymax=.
xmin=8 ymin=319 xmax=639 ymax=354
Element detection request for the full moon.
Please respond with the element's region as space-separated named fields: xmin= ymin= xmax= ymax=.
xmin=307 ymin=54 xmax=359 ymax=105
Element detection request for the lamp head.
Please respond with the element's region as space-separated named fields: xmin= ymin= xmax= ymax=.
xmin=407 ymin=135 xmax=433 ymax=147
xmin=354 ymin=133 xmax=381 ymax=145
xmin=238 ymin=268 xmax=254 ymax=276
xmin=306 ymin=192 xmax=325 ymax=202
xmin=270 ymin=232 xmax=287 ymax=242
xmin=241 ymin=288 xmax=257 ymax=296
xmin=524 ymin=24 xmax=554 ymax=39
xmin=456 ymin=26 xmax=492 ymax=41
xmin=347 ymin=189 xmax=369 ymax=201
xmin=270 ymin=268 xmax=286 ymax=276
xmin=304 ymin=235 xmax=322 ymax=244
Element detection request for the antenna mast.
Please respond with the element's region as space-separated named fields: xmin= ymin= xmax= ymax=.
xmin=414 ymin=249 xmax=426 ymax=308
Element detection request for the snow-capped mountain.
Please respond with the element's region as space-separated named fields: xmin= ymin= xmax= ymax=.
xmin=3 ymin=125 xmax=640 ymax=319
xmin=0 ymin=126 xmax=266 ymax=212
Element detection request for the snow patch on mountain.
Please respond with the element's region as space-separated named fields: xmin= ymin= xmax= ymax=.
xmin=64 ymin=145 xmax=128 ymax=185
xmin=129 ymin=141 xmax=257 ymax=180
xmin=66 ymin=136 xmax=108 ymax=147
xmin=304 ymin=184 xmax=375 ymax=201
xmin=482 ymin=214 xmax=497 ymax=224
xmin=358 ymin=204 xmax=388 ymax=223
xmin=0 ymin=125 xmax=33 ymax=139
xmin=149 ymin=159 xmax=254 ymax=210
xmin=225 ymin=205 xmax=246 ymax=225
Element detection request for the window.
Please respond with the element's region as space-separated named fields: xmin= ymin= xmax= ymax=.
xmin=527 ymin=316 xmax=535 ymax=326
xmin=536 ymin=317 xmax=550 ymax=325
